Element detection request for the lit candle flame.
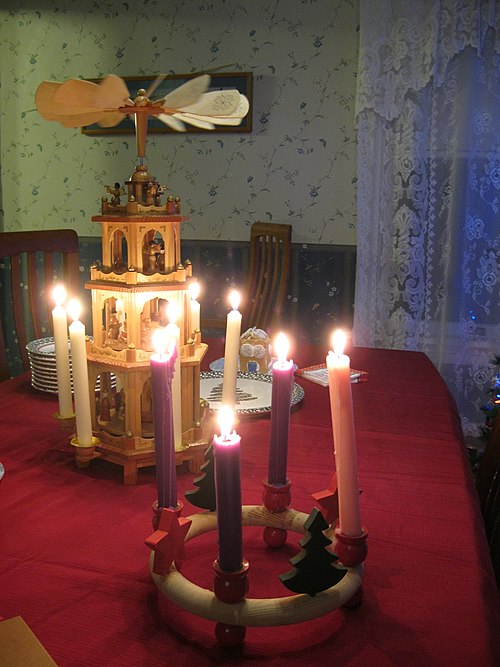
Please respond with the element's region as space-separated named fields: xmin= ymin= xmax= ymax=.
xmin=274 ymin=332 xmax=289 ymax=364
xmin=218 ymin=405 xmax=234 ymax=440
xmin=189 ymin=281 xmax=200 ymax=301
xmin=332 ymin=329 xmax=346 ymax=356
xmin=67 ymin=299 xmax=81 ymax=322
xmin=229 ymin=290 xmax=240 ymax=311
xmin=152 ymin=327 xmax=169 ymax=356
xmin=166 ymin=301 xmax=179 ymax=324
xmin=52 ymin=284 xmax=67 ymax=307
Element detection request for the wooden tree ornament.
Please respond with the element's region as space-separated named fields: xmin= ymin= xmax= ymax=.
xmin=184 ymin=443 xmax=216 ymax=511
xmin=279 ymin=507 xmax=346 ymax=596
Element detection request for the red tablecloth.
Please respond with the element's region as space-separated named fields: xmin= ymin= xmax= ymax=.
xmin=0 ymin=341 xmax=498 ymax=666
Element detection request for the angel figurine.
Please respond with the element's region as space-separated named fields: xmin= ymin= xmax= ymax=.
xmin=105 ymin=182 xmax=125 ymax=206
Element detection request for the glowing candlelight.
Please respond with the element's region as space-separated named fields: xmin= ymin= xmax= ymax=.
xmin=268 ymin=332 xmax=294 ymax=485
xmin=67 ymin=299 xmax=93 ymax=446
xmin=165 ymin=301 xmax=182 ymax=448
xmin=326 ymin=329 xmax=362 ymax=536
xmin=51 ymin=285 xmax=73 ymax=419
xmin=214 ymin=406 xmax=243 ymax=572
xmin=275 ymin=332 xmax=290 ymax=365
xmin=222 ymin=290 xmax=242 ymax=408
xmin=151 ymin=327 xmax=177 ymax=509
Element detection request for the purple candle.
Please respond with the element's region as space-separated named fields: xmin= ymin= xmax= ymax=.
xmin=150 ymin=329 xmax=178 ymax=510
xmin=214 ymin=407 xmax=243 ymax=572
xmin=268 ymin=332 xmax=294 ymax=485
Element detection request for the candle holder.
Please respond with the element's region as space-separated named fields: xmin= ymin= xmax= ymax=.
xmin=53 ymin=411 xmax=76 ymax=431
xmin=262 ymin=479 xmax=291 ymax=548
xmin=148 ymin=505 xmax=364 ymax=647
xmin=147 ymin=501 xmax=191 ymax=575
xmin=213 ymin=559 xmax=249 ymax=647
xmin=69 ymin=435 xmax=100 ymax=468
xmin=152 ymin=499 xmax=184 ymax=530
xmin=333 ymin=528 xmax=368 ymax=567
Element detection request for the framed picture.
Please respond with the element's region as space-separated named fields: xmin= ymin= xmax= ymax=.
xmin=81 ymin=71 xmax=252 ymax=135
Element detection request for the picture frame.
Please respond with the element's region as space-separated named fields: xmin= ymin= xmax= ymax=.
xmin=81 ymin=71 xmax=252 ymax=135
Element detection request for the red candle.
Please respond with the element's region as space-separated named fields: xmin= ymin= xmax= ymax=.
xmin=214 ymin=407 xmax=243 ymax=572
xmin=268 ymin=332 xmax=294 ymax=485
xmin=326 ymin=330 xmax=362 ymax=536
xmin=150 ymin=328 xmax=178 ymax=510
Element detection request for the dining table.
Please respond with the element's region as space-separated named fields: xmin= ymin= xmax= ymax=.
xmin=0 ymin=337 xmax=498 ymax=666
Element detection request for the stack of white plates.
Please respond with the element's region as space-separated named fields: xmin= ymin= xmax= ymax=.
xmin=26 ymin=337 xmax=115 ymax=395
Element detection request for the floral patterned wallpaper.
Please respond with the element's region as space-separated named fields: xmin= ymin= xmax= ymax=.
xmin=0 ymin=0 xmax=358 ymax=245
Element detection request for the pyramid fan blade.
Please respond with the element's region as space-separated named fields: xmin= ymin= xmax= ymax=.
xmin=35 ymin=81 xmax=63 ymax=120
xmin=235 ymin=94 xmax=250 ymax=118
xmin=35 ymin=80 xmax=110 ymax=126
xmin=178 ymin=89 xmax=241 ymax=117
xmin=173 ymin=113 xmax=215 ymax=130
xmin=157 ymin=114 xmax=187 ymax=132
xmin=98 ymin=111 xmax=127 ymax=128
xmin=159 ymin=74 xmax=210 ymax=109
xmin=53 ymin=78 xmax=104 ymax=110
xmin=96 ymin=74 xmax=132 ymax=109
xmin=49 ymin=111 xmax=111 ymax=128
xmin=181 ymin=113 xmax=243 ymax=126
xmin=145 ymin=73 xmax=167 ymax=99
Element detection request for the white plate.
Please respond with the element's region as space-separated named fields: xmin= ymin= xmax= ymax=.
xmin=27 ymin=337 xmax=115 ymax=394
xmin=200 ymin=370 xmax=304 ymax=416
xmin=26 ymin=337 xmax=68 ymax=357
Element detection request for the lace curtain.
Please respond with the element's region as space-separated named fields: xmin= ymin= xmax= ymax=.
xmin=354 ymin=0 xmax=500 ymax=435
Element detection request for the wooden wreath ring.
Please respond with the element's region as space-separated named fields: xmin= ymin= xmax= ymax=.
xmin=150 ymin=504 xmax=363 ymax=627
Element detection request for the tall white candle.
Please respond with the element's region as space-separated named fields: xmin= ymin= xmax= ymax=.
xmin=326 ymin=329 xmax=362 ymax=536
xmin=165 ymin=301 xmax=182 ymax=449
xmin=52 ymin=285 xmax=73 ymax=419
xmin=67 ymin=299 xmax=93 ymax=447
xmin=222 ymin=290 xmax=242 ymax=409
xmin=188 ymin=281 xmax=201 ymax=333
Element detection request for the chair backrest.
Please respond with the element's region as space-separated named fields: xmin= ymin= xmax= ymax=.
xmin=476 ymin=414 xmax=500 ymax=518
xmin=476 ymin=413 xmax=500 ymax=589
xmin=242 ymin=222 xmax=292 ymax=333
xmin=488 ymin=493 xmax=500 ymax=589
xmin=0 ymin=229 xmax=80 ymax=381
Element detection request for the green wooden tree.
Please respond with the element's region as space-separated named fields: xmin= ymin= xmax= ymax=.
xmin=184 ymin=444 xmax=216 ymax=511
xmin=279 ymin=507 xmax=346 ymax=596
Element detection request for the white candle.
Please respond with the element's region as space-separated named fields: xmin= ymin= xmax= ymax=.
xmin=52 ymin=285 xmax=73 ymax=419
xmin=326 ymin=329 xmax=362 ymax=536
xmin=188 ymin=281 xmax=201 ymax=333
xmin=222 ymin=290 xmax=242 ymax=408
xmin=67 ymin=299 xmax=93 ymax=447
xmin=165 ymin=301 xmax=182 ymax=449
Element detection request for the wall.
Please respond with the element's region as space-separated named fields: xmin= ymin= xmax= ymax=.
xmin=0 ymin=0 xmax=358 ymax=245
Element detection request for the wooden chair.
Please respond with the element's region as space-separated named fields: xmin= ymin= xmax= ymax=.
xmin=488 ymin=494 xmax=500 ymax=589
xmin=476 ymin=412 xmax=500 ymax=588
xmin=476 ymin=414 xmax=500 ymax=518
xmin=201 ymin=222 xmax=292 ymax=336
xmin=0 ymin=229 xmax=80 ymax=381
xmin=242 ymin=222 xmax=292 ymax=332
